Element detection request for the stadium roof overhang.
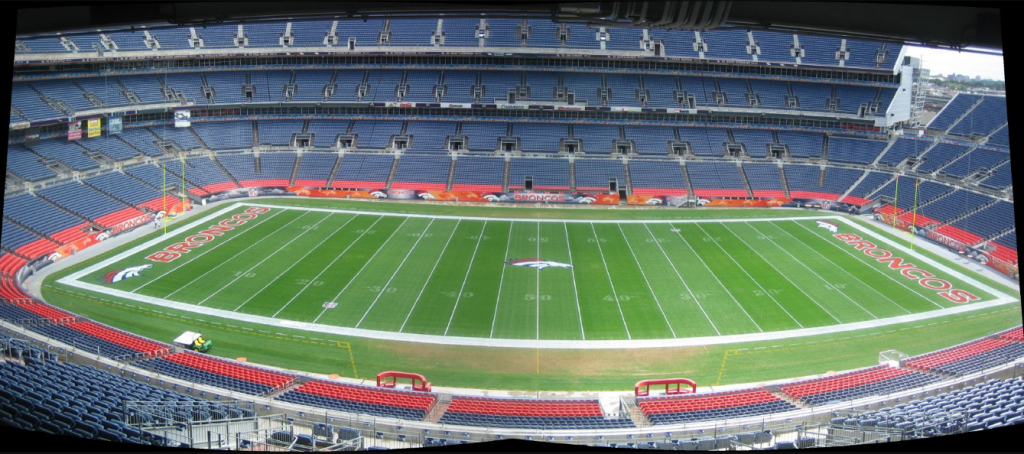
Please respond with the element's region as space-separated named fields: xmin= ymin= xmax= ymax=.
xmin=14 ymin=1 xmax=1003 ymax=53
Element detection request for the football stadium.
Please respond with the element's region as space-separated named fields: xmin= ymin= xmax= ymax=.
xmin=2 ymin=2 xmax=1020 ymax=450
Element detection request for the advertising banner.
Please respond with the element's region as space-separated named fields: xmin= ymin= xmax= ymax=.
xmin=87 ymin=118 xmax=101 ymax=138
xmin=47 ymin=231 xmax=104 ymax=262
xmin=68 ymin=121 xmax=82 ymax=141
xmin=204 ymin=186 xmax=297 ymax=203
xmin=174 ymin=110 xmax=191 ymax=127
xmin=108 ymin=116 xmax=123 ymax=135
xmin=385 ymin=102 xmax=416 ymax=108
xmin=286 ymin=187 xmax=378 ymax=199
xmin=626 ymin=195 xmax=690 ymax=206
xmin=926 ymin=229 xmax=969 ymax=252
xmin=704 ymin=198 xmax=791 ymax=207
xmin=109 ymin=213 xmax=154 ymax=236
xmin=439 ymin=103 xmax=471 ymax=109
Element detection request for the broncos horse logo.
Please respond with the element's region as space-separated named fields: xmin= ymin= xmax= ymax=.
xmin=103 ymin=265 xmax=153 ymax=284
xmin=506 ymin=258 xmax=573 ymax=270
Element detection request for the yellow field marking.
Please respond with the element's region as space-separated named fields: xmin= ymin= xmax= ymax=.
xmin=714 ymin=349 xmax=738 ymax=386
xmin=338 ymin=341 xmax=358 ymax=378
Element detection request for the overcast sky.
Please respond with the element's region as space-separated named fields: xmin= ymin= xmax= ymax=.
xmin=903 ymin=46 xmax=1005 ymax=81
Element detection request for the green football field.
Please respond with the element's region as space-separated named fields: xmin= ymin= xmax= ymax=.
xmin=42 ymin=199 xmax=1020 ymax=390
xmin=61 ymin=200 xmax=1004 ymax=343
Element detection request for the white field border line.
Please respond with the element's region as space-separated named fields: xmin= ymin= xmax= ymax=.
xmin=198 ymin=211 xmax=323 ymax=306
xmin=60 ymin=203 xmax=248 ymax=287
xmin=669 ymin=223 xmax=764 ymax=333
xmin=821 ymin=218 xmax=1014 ymax=303
xmin=62 ymin=278 xmax=1019 ymax=350
xmin=694 ymin=223 xmax=805 ymax=329
xmin=721 ymin=222 xmax=845 ymax=323
xmin=488 ymin=222 xmax=514 ymax=338
xmin=57 ymin=207 xmax=1020 ymax=349
xmin=234 ymin=214 xmax=358 ymax=312
xmin=446 ymin=221 xmax=487 ymax=336
xmin=354 ymin=218 xmax=436 ymax=328
xmin=590 ymin=222 xmax=632 ymax=340
xmin=564 ymin=222 xmax=586 ymax=340
xmin=770 ymin=222 xmax=922 ymax=314
xmin=133 ymin=208 xmax=285 ymax=293
xmin=241 ymin=202 xmax=823 ymax=224
xmin=400 ymin=219 xmax=461 ymax=333
xmin=643 ymin=223 xmax=720 ymax=336
xmin=311 ymin=217 xmax=412 ymax=324
xmin=272 ymin=216 xmax=385 ymax=319
xmin=616 ymin=224 xmax=676 ymax=338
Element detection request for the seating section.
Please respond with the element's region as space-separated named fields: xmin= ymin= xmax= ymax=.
xmin=625 ymin=125 xmax=675 ymax=155
xmin=332 ymin=154 xmax=394 ymax=189
xmin=440 ymin=396 xmax=635 ymax=430
xmin=514 ymin=123 xmax=566 ymax=153
xmin=161 ymin=352 xmax=295 ymax=391
xmin=149 ymin=126 xmax=202 ymax=150
xmin=508 ymin=158 xmax=570 ymax=190
xmin=391 ymin=155 xmax=452 ymax=190
xmin=452 ymin=157 xmax=505 ymax=192
xmin=192 ymin=121 xmax=254 ymax=150
xmin=837 ymin=377 xmax=1024 ymax=433
xmin=939 ymin=148 xmax=1010 ymax=179
xmin=182 ymin=157 xmax=239 ymax=194
xmin=308 ymin=120 xmax=350 ymax=148
xmin=827 ymin=137 xmax=887 ymax=165
xmin=574 ymin=159 xmax=625 ymax=191
xmin=878 ymin=137 xmax=934 ymax=166
xmin=278 ymin=380 xmax=435 ymax=420
xmin=574 ymin=124 xmax=622 ymax=155
xmin=65 ymin=321 xmax=169 ymax=357
xmin=843 ymin=171 xmax=891 ymax=201
xmin=731 ymin=129 xmax=774 ymax=158
xmin=639 ymin=389 xmax=798 ymax=425
xmin=918 ymin=190 xmax=994 ymax=224
xmin=3 ymin=193 xmax=84 ymax=238
xmin=979 ymin=162 xmax=1013 ymax=190
xmin=134 ymin=357 xmax=275 ymax=396
xmin=785 ymin=166 xmax=864 ymax=200
xmin=916 ymin=143 xmax=970 ymax=173
xmin=24 ymin=323 xmax=148 ymax=359
xmin=461 ymin=122 xmax=507 ymax=151
xmin=947 ymin=96 xmax=1008 ymax=138
xmin=6 ymin=144 xmax=57 ymax=182
xmin=352 ymin=120 xmax=403 ymax=149
xmin=905 ymin=338 xmax=1024 ymax=376
xmin=294 ymin=153 xmax=338 ymax=187
xmin=686 ymin=162 xmax=748 ymax=198
xmin=29 ymin=140 xmax=100 ymax=171
xmin=125 ymin=164 xmax=206 ymax=196
xmin=777 ymin=131 xmax=825 ymax=158
xmin=406 ymin=121 xmax=457 ymax=152
xmin=37 ymin=182 xmax=140 ymax=227
xmin=257 ymin=120 xmax=304 ymax=145
xmin=84 ymin=172 xmax=161 ymax=206
xmin=0 ymin=359 xmax=253 ymax=444
xmin=742 ymin=163 xmax=785 ymax=198
xmin=953 ymin=201 xmax=1015 ymax=242
xmin=781 ymin=366 xmax=944 ymax=406
xmin=628 ymin=161 xmax=688 ymax=196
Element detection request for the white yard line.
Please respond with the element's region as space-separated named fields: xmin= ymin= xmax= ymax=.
xmin=789 ymin=221 xmax=949 ymax=311
xmin=694 ymin=223 xmax=804 ymax=329
xmin=564 ymin=222 xmax=586 ymax=340
xmin=642 ymin=223 xmax=720 ymax=336
xmin=271 ymin=216 xmax=385 ymax=319
xmin=232 ymin=214 xmax=358 ymax=312
xmin=616 ymin=224 xmax=676 ymax=338
xmin=168 ymin=210 xmax=310 ymax=300
xmin=590 ymin=223 xmax=631 ymax=340
xmin=488 ymin=222 xmax=514 ymax=338
xmin=399 ymin=220 xmax=461 ymax=332
xmin=310 ymin=217 xmax=411 ymax=323
xmin=669 ymin=223 xmax=764 ymax=333
xmin=133 ymin=208 xmax=283 ymax=292
xmin=721 ymin=223 xmax=845 ymax=323
xmin=536 ymin=222 xmax=540 ymax=340
xmin=769 ymin=222 xmax=919 ymax=315
xmin=446 ymin=222 xmax=487 ymax=336
xmin=201 ymin=211 xmax=328 ymax=307
xmin=354 ymin=219 xmax=436 ymax=328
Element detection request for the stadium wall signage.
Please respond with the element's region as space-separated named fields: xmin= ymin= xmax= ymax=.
xmin=833 ymin=233 xmax=980 ymax=304
xmin=146 ymin=207 xmax=271 ymax=263
xmin=109 ymin=213 xmax=153 ymax=235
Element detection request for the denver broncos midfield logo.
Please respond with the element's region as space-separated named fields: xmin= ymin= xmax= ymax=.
xmin=506 ymin=258 xmax=573 ymax=270
xmin=103 ymin=265 xmax=153 ymax=284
